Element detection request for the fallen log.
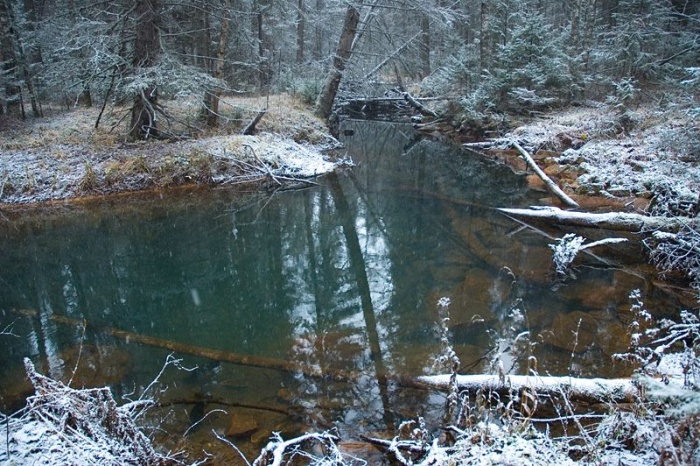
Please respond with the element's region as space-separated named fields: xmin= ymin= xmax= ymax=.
xmin=497 ymin=206 xmax=698 ymax=233
xmin=512 ymin=141 xmax=579 ymax=208
xmin=403 ymin=92 xmax=439 ymax=118
xmin=414 ymin=373 xmax=642 ymax=404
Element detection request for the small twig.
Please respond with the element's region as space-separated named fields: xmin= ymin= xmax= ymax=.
xmin=214 ymin=429 xmax=252 ymax=466
xmin=67 ymin=320 xmax=87 ymax=388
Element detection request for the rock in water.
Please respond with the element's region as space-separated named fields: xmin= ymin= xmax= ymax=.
xmin=226 ymin=412 xmax=258 ymax=438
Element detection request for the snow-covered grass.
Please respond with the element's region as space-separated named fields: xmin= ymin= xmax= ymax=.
xmin=0 ymin=95 xmax=342 ymax=204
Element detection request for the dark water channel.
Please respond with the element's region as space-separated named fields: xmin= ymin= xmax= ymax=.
xmin=0 ymin=121 xmax=690 ymax=462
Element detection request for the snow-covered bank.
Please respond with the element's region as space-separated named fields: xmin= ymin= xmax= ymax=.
xmin=0 ymin=132 xmax=341 ymax=205
xmin=504 ymin=105 xmax=700 ymax=208
xmin=0 ymin=99 xmax=342 ymax=206
xmin=481 ymin=104 xmax=700 ymax=292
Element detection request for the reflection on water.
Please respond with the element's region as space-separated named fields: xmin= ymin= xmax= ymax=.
xmin=0 ymin=121 xmax=689 ymax=462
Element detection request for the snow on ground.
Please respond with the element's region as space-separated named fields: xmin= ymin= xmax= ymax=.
xmin=507 ymin=105 xmax=700 ymax=205
xmin=198 ymin=133 xmax=339 ymax=178
xmin=417 ymin=423 xmax=577 ymax=466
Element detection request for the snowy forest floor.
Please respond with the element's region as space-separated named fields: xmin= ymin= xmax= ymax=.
xmin=469 ymin=102 xmax=699 ymax=216
xmin=0 ymin=93 xmax=342 ymax=207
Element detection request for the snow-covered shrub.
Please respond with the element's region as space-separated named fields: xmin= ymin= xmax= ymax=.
xmin=643 ymin=181 xmax=700 ymax=293
xmin=549 ymin=233 xmax=586 ymax=276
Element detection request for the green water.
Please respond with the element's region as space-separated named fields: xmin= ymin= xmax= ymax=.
xmin=0 ymin=121 xmax=688 ymax=462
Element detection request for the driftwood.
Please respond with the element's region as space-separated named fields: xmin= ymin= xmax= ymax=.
xmin=498 ymin=206 xmax=698 ymax=233
xmin=512 ymin=141 xmax=579 ymax=208
xmin=415 ymin=374 xmax=642 ymax=404
xmin=242 ymin=110 xmax=267 ymax=135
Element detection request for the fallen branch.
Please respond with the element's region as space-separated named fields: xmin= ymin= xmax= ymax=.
xmin=244 ymin=144 xmax=281 ymax=186
xmin=359 ymin=435 xmax=429 ymax=455
xmin=252 ymin=432 xmax=341 ymax=466
xmin=497 ymin=206 xmax=698 ymax=233
xmin=512 ymin=141 xmax=579 ymax=208
xmin=414 ymin=373 xmax=643 ymax=404
xmin=3 ymin=359 xmax=175 ymax=465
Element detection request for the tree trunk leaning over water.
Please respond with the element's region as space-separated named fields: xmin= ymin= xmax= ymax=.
xmin=315 ymin=2 xmax=361 ymax=122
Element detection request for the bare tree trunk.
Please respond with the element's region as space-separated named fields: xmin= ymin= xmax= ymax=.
xmin=252 ymin=0 xmax=272 ymax=91
xmin=313 ymin=0 xmax=324 ymax=60
xmin=2 ymin=0 xmax=41 ymax=118
xmin=296 ymin=0 xmax=305 ymax=63
xmin=205 ymin=0 xmax=231 ymax=128
xmin=479 ymin=0 xmax=488 ymax=72
xmin=315 ymin=2 xmax=361 ymax=122
xmin=419 ymin=13 xmax=430 ymax=79
xmin=129 ymin=0 xmax=161 ymax=140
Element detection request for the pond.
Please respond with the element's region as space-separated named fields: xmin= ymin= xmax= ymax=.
xmin=0 ymin=121 xmax=690 ymax=463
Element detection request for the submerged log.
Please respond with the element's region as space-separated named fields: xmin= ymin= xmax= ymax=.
xmin=497 ymin=206 xmax=698 ymax=233
xmin=415 ymin=373 xmax=642 ymax=404
xmin=12 ymin=308 xmax=354 ymax=383
xmin=512 ymin=141 xmax=579 ymax=208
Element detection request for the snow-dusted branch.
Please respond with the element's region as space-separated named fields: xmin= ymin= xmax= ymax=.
xmin=252 ymin=432 xmax=343 ymax=466
xmin=550 ymin=233 xmax=628 ymax=274
xmin=3 ymin=359 xmax=175 ymax=465
xmin=512 ymin=141 xmax=579 ymax=208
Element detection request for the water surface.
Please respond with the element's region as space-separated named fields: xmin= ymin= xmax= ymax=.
xmin=0 ymin=121 xmax=687 ymax=462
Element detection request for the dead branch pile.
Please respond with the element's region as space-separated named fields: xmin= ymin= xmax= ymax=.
xmin=1 ymin=358 xmax=176 ymax=465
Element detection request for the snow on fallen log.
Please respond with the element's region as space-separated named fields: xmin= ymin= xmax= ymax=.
xmin=498 ymin=205 xmax=698 ymax=233
xmin=415 ymin=374 xmax=642 ymax=404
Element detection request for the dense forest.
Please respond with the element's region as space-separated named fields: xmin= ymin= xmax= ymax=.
xmin=1 ymin=0 xmax=698 ymax=140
